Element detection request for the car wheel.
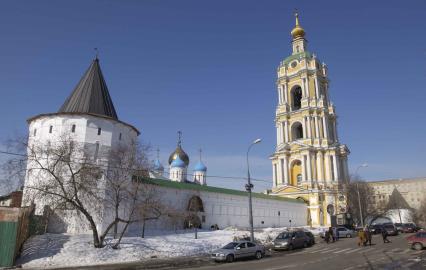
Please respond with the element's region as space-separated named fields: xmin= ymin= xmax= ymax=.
xmin=226 ymin=254 xmax=234 ymax=263
xmin=303 ymin=242 xmax=308 ymax=248
xmin=288 ymin=244 xmax=294 ymax=251
xmin=413 ymin=243 xmax=423 ymax=251
xmin=255 ymin=251 xmax=262 ymax=260
xmin=346 ymin=234 xmax=351 ymax=238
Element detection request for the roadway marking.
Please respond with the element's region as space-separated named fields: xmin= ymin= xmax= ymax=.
xmin=333 ymin=248 xmax=353 ymax=254
xmin=320 ymin=248 xmax=340 ymax=253
xmin=309 ymin=247 xmax=334 ymax=253
xmin=263 ymin=264 xmax=298 ymax=270
xmin=345 ymin=248 xmax=363 ymax=254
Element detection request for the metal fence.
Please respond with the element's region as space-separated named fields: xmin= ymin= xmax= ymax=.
xmin=0 ymin=205 xmax=34 ymax=267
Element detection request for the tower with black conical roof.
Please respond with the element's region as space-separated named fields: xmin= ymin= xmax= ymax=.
xmin=23 ymin=57 xmax=140 ymax=225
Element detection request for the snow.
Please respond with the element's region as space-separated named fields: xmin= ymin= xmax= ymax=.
xmin=17 ymin=226 xmax=322 ymax=268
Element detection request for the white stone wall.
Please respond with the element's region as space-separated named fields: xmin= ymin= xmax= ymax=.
xmin=129 ymin=184 xmax=307 ymax=233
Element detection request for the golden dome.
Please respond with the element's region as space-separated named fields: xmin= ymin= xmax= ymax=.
xmin=291 ymin=12 xmax=305 ymax=39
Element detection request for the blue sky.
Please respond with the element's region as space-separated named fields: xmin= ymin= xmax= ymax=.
xmin=0 ymin=0 xmax=425 ymax=192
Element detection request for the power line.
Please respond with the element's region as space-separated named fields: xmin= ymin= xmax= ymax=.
xmin=0 ymin=149 xmax=272 ymax=185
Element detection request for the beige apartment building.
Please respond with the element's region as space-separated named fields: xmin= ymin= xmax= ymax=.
xmin=368 ymin=178 xmax=426 ymax=210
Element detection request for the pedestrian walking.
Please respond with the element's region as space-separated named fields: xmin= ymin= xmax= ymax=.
xmin=381 ymin=228 xmax=391 ymax=243
xmin=365 ymin=226 xmax=372 ymax=246
xmin=329 ymin=227 xmax=335 ymax=242
xmin=333 ymin=227 xmax=339 ymax=241
xmin=358 ymin=229 xmax=365 ymax=247
xmin=325 ymin=230 xmax=330 ymax=244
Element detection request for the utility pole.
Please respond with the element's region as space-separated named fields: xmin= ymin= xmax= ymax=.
xmin=355 ymin=163 xmax=368 ymax=227
xmin=356 ymin=182 xmax=364 ymax=228
xmin=246 ymin=138 xmax=261 ymax=242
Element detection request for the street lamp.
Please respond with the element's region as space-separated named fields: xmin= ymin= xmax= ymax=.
xmin=246 ymin=138 xmax=262 ymax=242
xmin=355 ymin=163 xmax=368 ymax=227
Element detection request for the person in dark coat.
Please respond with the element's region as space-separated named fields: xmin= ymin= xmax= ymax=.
xmin=328 ymin=227 xmax=335 ymax=242
xmin=381 ymin=227 xmax=391 ymax=243
xmin=325 ymin=230 xmax=330 ymax=244
xmin=365 ymin=227 xmax=372 ymax=246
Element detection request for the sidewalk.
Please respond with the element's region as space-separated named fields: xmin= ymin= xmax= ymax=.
xmin=18 ymin=255 xmax=213 ymax=270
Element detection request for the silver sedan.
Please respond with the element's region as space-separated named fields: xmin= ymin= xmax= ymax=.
xmin=211 ymin=241 xmax=265 ymax=263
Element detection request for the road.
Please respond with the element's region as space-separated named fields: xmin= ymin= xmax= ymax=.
xmin=187 ymin=233 xmax=425 ymax=270
xmin=43 ymin=233 xmax=425 ymax=270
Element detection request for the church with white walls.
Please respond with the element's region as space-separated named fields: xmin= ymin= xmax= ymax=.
xmin=22 ymin=56 xmax=307 ymax=234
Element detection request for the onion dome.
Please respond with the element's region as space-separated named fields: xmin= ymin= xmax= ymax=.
xmin=194 ymin=161 xmax=207 ymax=172
xmin=168 ymin=131 xmax=190 ymax=166
xmin=291 ymin=12 xmax=305 ymax=39
xmin=171 ymin=156 xmax=186 ymax=168
xmin=168 ymin=146 xmax=189 ymax=166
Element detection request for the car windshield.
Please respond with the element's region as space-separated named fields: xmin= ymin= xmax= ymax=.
xmin=222 ymin=242 xmax=239 ymax=249
xmin=277 ymin=232 xmax=291 ymax=239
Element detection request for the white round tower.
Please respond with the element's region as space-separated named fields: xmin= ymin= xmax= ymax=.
xmin=23 ymin=57 xmax=140 ymax=218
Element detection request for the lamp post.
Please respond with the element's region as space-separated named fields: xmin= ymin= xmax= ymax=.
xmin=355 ymin=163 xmax=368 ymax=227
xmin=246 ymin=138 xmax=262 ymax=242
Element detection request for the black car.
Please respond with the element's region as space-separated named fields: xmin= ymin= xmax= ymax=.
xmin=395 ymin=223 xmax=403 ymax=233
xmin=383 ymin=224 xmax=398 ymax=236
xmin=371 ymin=224 xmax=383 ymax=234
xmin=304 ymin=231 xmax=315 ymax=246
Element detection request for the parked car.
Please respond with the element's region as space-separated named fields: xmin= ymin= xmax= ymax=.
xmin=304 ymin=231 xmax=315 ymax=246
xmin=395 ymin=223 xmax=403 ymax=233
xmin=211 ymin=241 xmax=265 ymax=263
xmin=402 ymin=223 xmax=415 ymax=233
xmin=382 ymin=224 xmax=398 ymax=236
xmin=406 ymin=223 xmax=419 ymax=232
xmin=406 ymin=232 xmax=426 ymax=250
xmin=273 ymin=231 xmax=309 ymax=251
xmin=337 ymin=227 xmax=357 ymax=238
xmin=371 ymin=224 xmax=384 ymax=234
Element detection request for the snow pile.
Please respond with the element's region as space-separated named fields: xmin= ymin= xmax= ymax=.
xmin=17 ymin=226 xmax=320 ymax=268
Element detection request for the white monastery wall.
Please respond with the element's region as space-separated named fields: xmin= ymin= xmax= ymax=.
xmin=129 ymin=184 xmax=307 ymax=233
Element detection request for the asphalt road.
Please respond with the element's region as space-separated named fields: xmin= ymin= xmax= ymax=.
xmin=187 ymin=233 xmax=425 ymax=270
xmin=38 ymin=233 xmax=425 ymax=270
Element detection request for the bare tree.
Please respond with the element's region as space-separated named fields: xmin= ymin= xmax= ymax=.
xmin=103 ymin=141 xmax=151 ymax=239
xmin=413 ymin=198 xmax=426 ymax=228
xmin=138 ymin=183 xmax=164 ymax=238
xmin=5 ymin=135 xmax=151 ymax=248
xmin=345 ymin=175 xmax=383 ymax=226
xmin=0 ymin=135 xmax=28 ymax=195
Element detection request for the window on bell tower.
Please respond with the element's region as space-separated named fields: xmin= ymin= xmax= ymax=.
xmin=291 ymin=86 xmax=302 ymax=110
xmin=291 ymin=122 xmax=304 ymax=140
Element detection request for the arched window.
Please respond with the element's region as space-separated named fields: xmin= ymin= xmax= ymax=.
xmin=291 ymin=122 xmax=304 ymax=140
xmin=291 ymin=86 xmax=302 ymax=110
xmin=290 ymin=160 xmax=302 ymax=186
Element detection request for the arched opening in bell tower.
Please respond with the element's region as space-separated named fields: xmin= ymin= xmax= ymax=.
xmin=291 ymin=122 xmax=304 ymax=140
xmin=290 ymin=160 xmax=302 ymax=186
xmin=291 ymin=86 xmax=302 ymax=110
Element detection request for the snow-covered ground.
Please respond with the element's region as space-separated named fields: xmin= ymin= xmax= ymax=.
xmin=17 ymin=226 xmax=325 ymax=268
